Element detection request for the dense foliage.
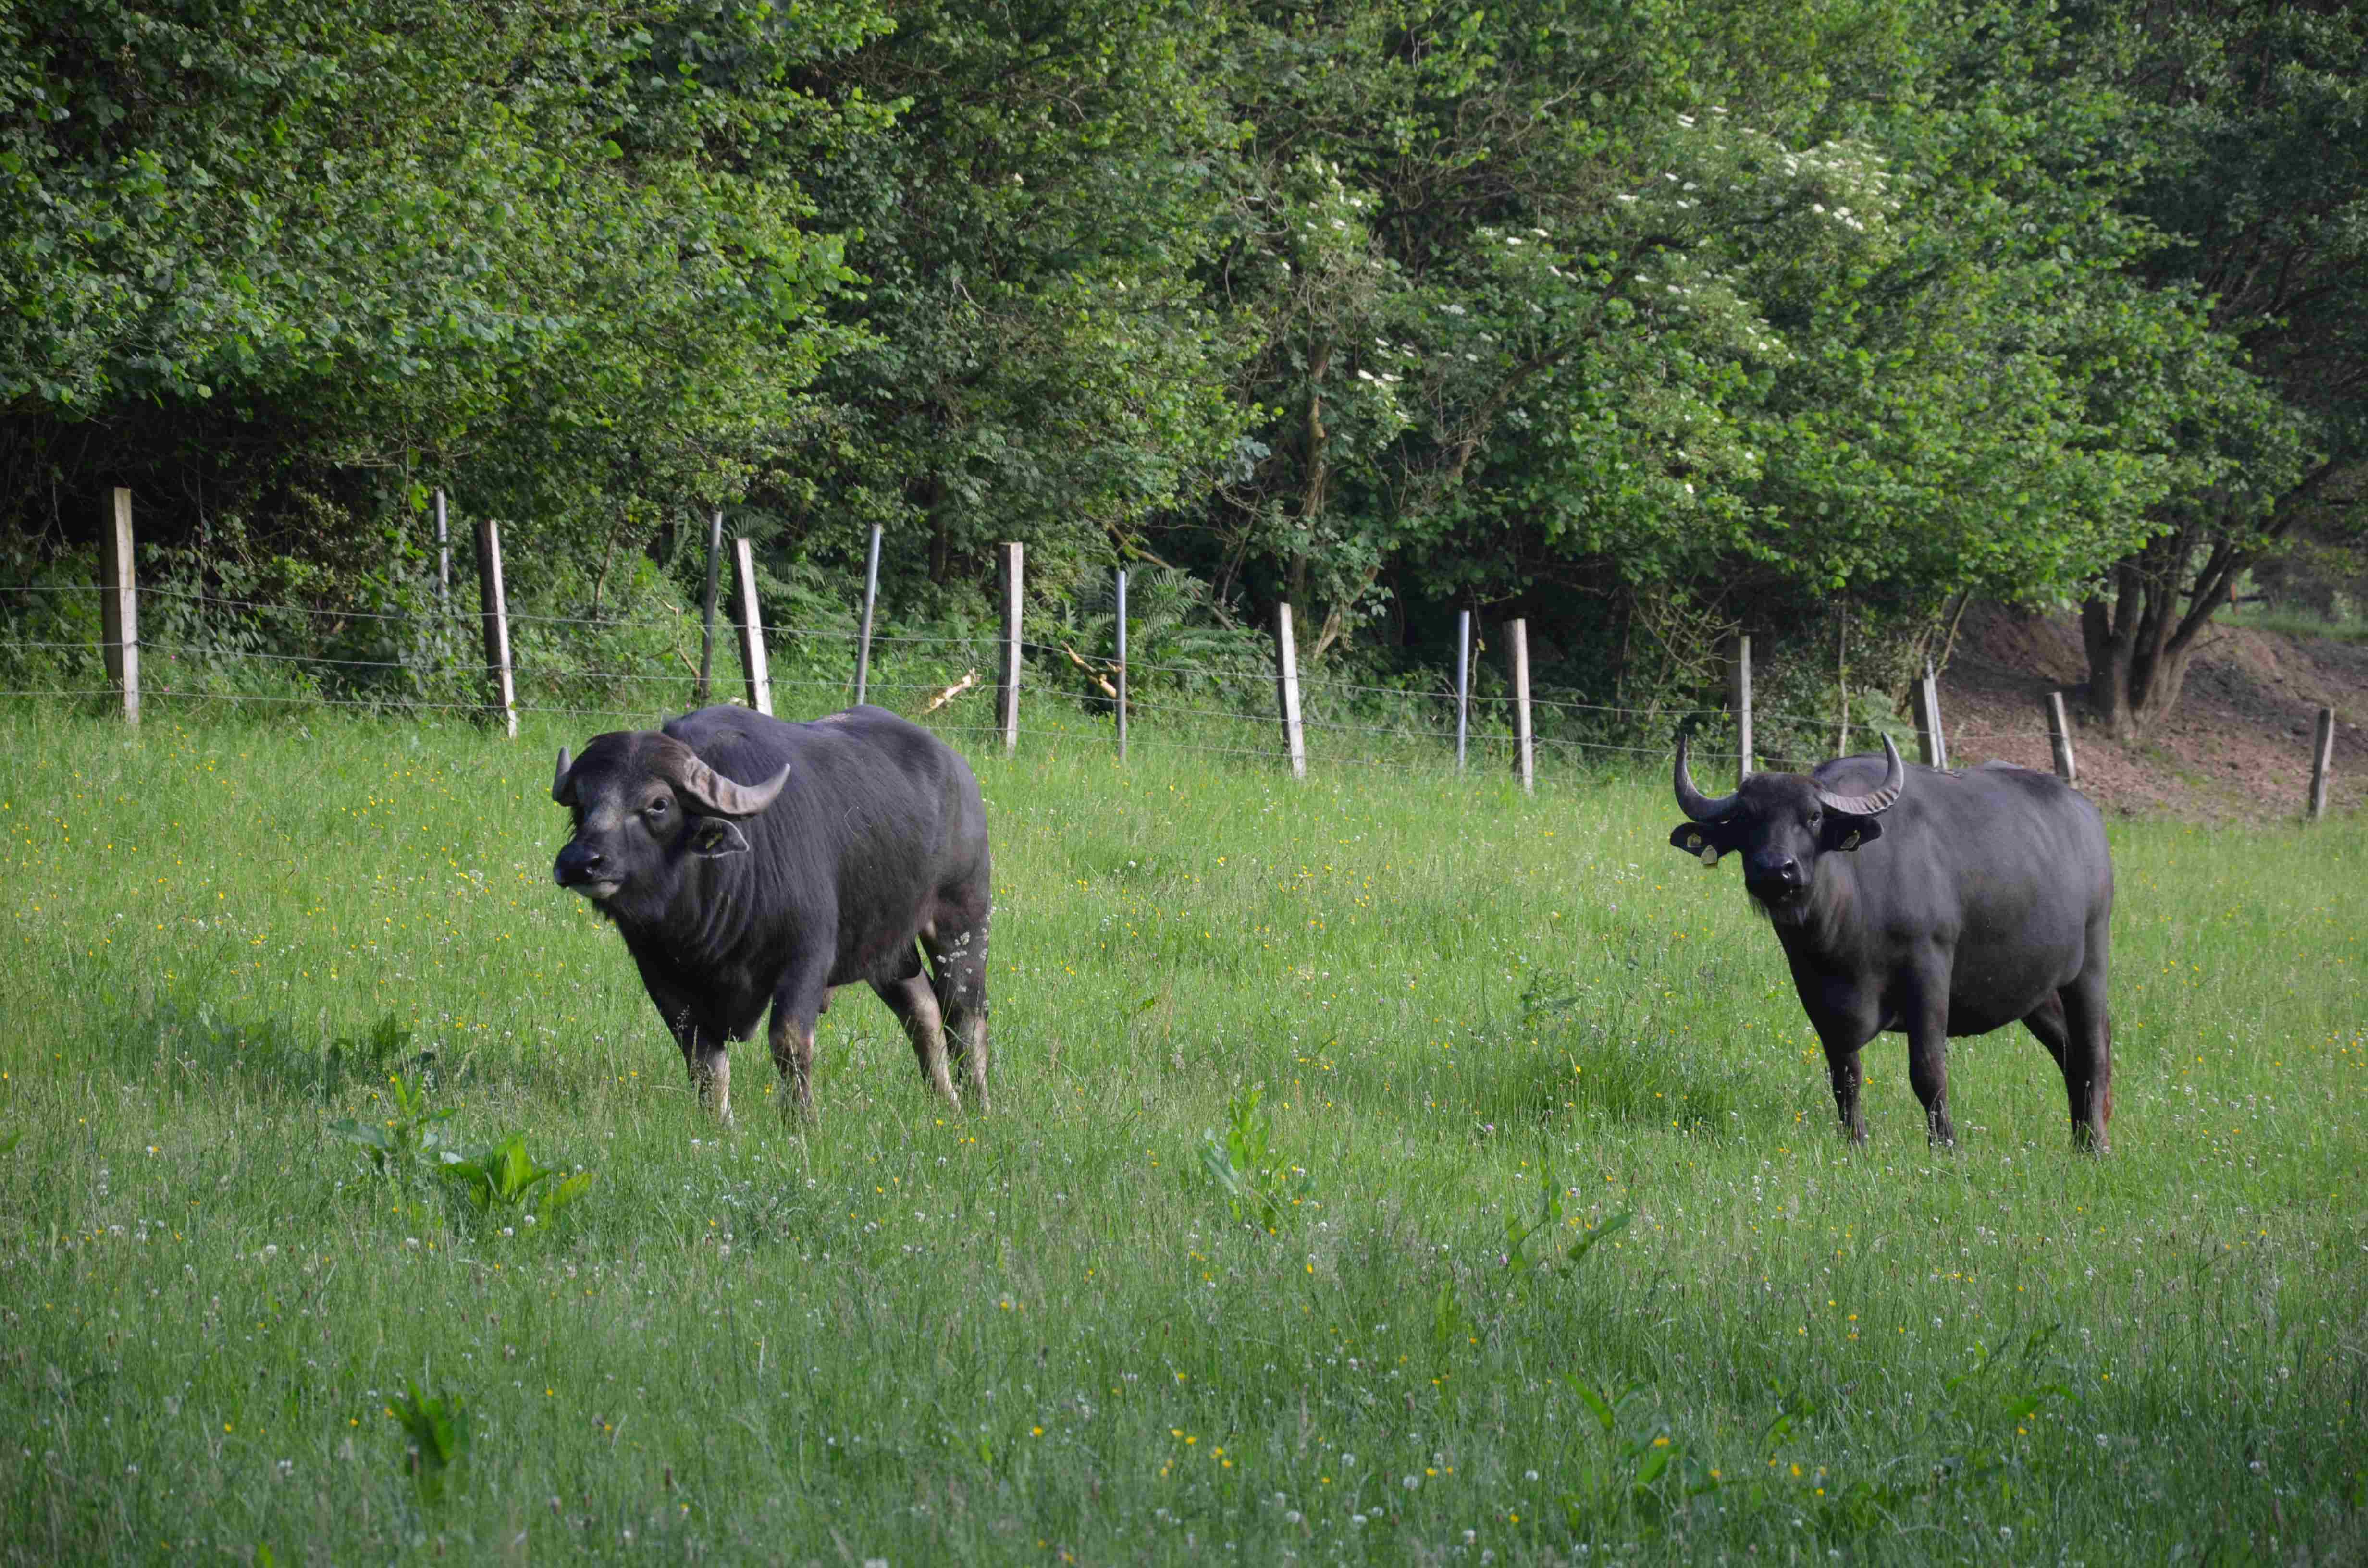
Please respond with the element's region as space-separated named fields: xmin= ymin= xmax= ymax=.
xmin=2 ymin=0 xmax=2360 ymax=733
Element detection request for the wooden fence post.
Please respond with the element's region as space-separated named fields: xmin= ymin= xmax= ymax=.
xmin=1274 ymin=602 xmax=1307 ymax=780
xmin=1115 ymin=567 xmax=1129 ymax=763
xmin=1454 ymin=608 xmax=1471 ymax=772
xmin=696 ymin=508 xmax=723 ymax=705
xmin=733 ymin=536 xmax=772 ymax=716
xmin=997 ymin=542 xmax=1023 ymax=752
xmin=98 ymin=487 xmax=139 ymax=726
xmin=474 ymin=519 xmax=516 ymax=737
xmin=1732 ymin=634 xmax=1753 ymax=779
xmin=1915 ymin=659 xmax=1948 ymax=770
xmin=2309 ymin=706 xmax=2336 ymax=821
xmin=433 ymin=489 xmax=450 ymax=603
xmin=855 ymin=523 xmax=882 ymax=706
xmin=1508 ymin=617 xmax=1533 ymax=794
xmin=2045 ymin=691 xmax=2077 ymax=786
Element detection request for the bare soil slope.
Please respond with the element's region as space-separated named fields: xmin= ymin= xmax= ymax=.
xmin=1935 ymin=601 xmax=2367 ymax=820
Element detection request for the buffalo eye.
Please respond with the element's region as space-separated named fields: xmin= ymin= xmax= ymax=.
xmin=644 ymin=797 xmax=670 ymax=821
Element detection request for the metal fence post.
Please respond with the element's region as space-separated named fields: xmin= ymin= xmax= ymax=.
xmin=1274 ymin=602 xmax=1307 ymax=780
xmin=733 ymin=536 xmax=772 ymax=716
xmin=1508 ymin=617 xmax=1533 ymax=794
xmin=2045 ymin=691 xmax=2077 ymax=786
xmin=2309 ymin=706 xmax=2336 ymax=821
xmin=1915 ymin=659 xmax=1948 ymax=770
xmin=99 ymin=488 xmax=139 ymax=726
xmin=997 ymin=543 xmax=1023 ymax=752
xmin=1733 ymin=634 xmax=1753 ymax=779
xmin=855 ymin=523 xmax=882 ymax=706
xmin=1454 ymin=608 xmax=1471 ymax=772
xmin=474 ymin=519 xmax=516 ymax=737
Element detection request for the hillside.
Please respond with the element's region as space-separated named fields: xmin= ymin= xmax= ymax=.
xmin=1935 ymin=601 xmax=2367 ymax=820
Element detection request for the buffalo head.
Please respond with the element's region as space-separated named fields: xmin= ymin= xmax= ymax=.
xmin=551 ymin=731 xmax=789 ymax=906
xmin=1668 ymin=732 xmax=1903 ymax=920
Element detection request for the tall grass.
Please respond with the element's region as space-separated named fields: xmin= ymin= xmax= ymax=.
xmin=0 ymin=703 xmax=2362 ymax=1563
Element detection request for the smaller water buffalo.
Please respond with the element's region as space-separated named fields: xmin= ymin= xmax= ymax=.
xmin=1669 ymin=733 xmax=2113 ymax=1150
xmin=552 ymin=705 xmax=992 ymax=1124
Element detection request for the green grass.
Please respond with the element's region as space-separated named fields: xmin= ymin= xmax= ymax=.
xmin=1 ymin=702 xmax=2364 ymax=1564
xmin=2220 ymin=605 xmax=2368 ymax=646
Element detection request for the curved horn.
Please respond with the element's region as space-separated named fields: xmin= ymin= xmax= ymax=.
xmin=1815 ymin=733 xmax=1906 ymax=817
xmin=1673 ymin=731 xmax=1740 ymax=823
xmin=552 ymin=747 xmax=575 ymax=805
xmin=666 ymin=751 xmax=790 ymax=819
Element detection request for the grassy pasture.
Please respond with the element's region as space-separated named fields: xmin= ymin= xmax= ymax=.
xmin=0 ymin=704 xmax=2363 ymax=1565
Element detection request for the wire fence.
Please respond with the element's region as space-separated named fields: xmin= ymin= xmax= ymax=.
xmin=2 ymin=569 xmax=2078 ymax=785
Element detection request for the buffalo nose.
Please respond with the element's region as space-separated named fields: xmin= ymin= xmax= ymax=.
xmin=1775 ymin=857 xmax=1803 ymax=885
xmin=555 ymin=843 xmax=605 ymax=885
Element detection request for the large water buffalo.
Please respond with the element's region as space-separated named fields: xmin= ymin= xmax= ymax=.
xmin=551 ymin=704 xmax=992 ymax=1124
xmin=1669 ymin=733 xmax=2113 ymax=1150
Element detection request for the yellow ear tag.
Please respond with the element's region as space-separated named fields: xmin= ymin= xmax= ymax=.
xmin=1685 ymin=832 xmax=1703 ymax=850
xmin=1698 ymin=845 xmax=1719 ymax=867
xmin=1841 ymin=830 xmax=1860 ymax=850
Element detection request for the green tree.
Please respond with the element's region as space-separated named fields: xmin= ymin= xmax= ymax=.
xmin=783 ymin=0 xmax=1254 ymax=612
xmin=0 ymin=0 xmax=886 ymax=586
xmin=2071 ymin=0 xmax=2357 ymax=736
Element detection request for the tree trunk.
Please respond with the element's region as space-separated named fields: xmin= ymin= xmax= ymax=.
xmin=2079 ymin=523 xmax=2237 ymax=739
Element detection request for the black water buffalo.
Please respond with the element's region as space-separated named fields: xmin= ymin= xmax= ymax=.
xmin=551 ymin=704 xmax=992 ymax=1124
xmin=1669 ymin=733 xmax=2113 ymax=1150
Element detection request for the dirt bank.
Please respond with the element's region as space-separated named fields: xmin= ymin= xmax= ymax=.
xmin=1933 ymin=601 xmax=2366 ymax=821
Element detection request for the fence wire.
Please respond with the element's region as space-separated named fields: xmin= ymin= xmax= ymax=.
xmin=2 ymin=579 xmax=2072 ymax=783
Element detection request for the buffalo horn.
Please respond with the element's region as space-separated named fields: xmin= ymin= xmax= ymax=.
xmin=1815 ymin=733 xmax=1906 ymax=817
xmin=552 ymin=747 xmax=575 ymax=805
xmin=667 ymin=752 xmax=791 ymax=819
xmin=1673 ymin=731 xmax=1740 ymax=823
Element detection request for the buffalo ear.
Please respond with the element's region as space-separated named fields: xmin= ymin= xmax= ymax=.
xmin=1822 ymin=814 xmax=1883 ymax=852
xmin=1668 ymin=823 xmax=1733 ymax=866
xmin=686 ymin=817 xmax=751 ymax=858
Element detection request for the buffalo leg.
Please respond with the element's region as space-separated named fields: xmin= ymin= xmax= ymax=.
xmin=1901 ymin=978 xmax=1955 ymax=1147
xmin=699 ymin=1051 xmax=732 ymax=1124
xmin=1822 ymin=1046 xmax=1867 ymax=1144
xmin=873 ymin=965 xmax=961 ymax=1108
xmin=925 ymin=895 xmax=992 ymax=1113
xmin=767 ymin=1012 xmax=817 ymax=1123
xmin=2021 ymin=992 xmax=2071 ymax=1073
xmin=673 ymin=1018 xmax=733 ymax=1127
xmin=2055 ymin=972 xmax=2113 ymax=1154
xmin=767 ymin=959 xmax=833 ymax=1123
